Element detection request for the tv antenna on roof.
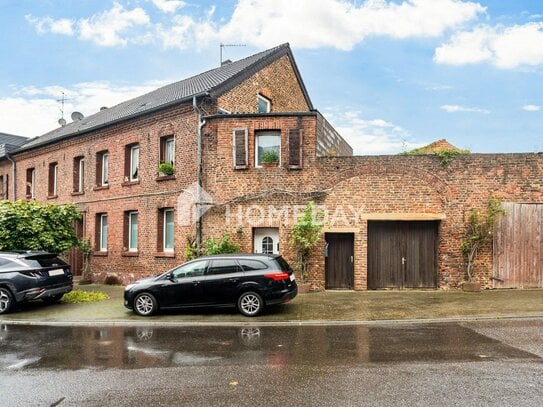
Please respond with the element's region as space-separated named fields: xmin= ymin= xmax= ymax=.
xmin=56 ymin=91 xmax=71 ymax=126
xmin=220 ymin=43 xmax=246 ymax=65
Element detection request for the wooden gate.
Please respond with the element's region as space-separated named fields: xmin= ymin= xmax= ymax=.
xmin=368 ymin=221 xmax=438 ymax=289
xmin=493 ymin=203 xmax=543 ymax=288
xmin=68 ymin=217 xmax=84 ymax=276
xmin=325 ymin=233 xmax=354 ymax=289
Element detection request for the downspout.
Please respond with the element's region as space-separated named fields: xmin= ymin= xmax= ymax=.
xmin=6 ymin=152 xmax=16 ymax=201
xmin=192 ymin=94 xmax=207 ymax=251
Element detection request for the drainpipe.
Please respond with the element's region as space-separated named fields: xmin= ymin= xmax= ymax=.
xmin=5 ymin=152 xmax=16 ymax=201
xmin=192 ymin=94 xmax=207 ymax=251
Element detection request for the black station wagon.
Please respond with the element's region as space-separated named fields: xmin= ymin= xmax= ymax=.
xmin=124 ymin=254 xmax=298 ymax=317
xmin=0 ymin=251 xmax=73 ymax=314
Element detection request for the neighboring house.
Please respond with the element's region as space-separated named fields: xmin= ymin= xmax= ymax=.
xmin=0 ymin=43 xmax=541 ymax=290
xmin=0 ymin=132 xmax=28 ymax=200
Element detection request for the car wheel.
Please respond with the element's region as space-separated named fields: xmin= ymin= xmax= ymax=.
xmin=133 ymin=292 xmax=158 ymax=316
xmin=43 ymin=294 xmax=64 ymax=304
xmin=237 ymin=291 xmax=264 ymax=317
xmin=0 ymin=288 xmax=14 ymax=315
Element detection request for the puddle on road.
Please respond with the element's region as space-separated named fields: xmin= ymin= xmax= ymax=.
xmin=0 ymin=323 xmax=539 ymax=370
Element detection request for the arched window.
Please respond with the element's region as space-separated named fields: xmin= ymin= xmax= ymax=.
xmin=262 ymin=236 xmax=274 ymax=254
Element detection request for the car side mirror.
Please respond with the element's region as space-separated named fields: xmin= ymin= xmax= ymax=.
xmin=167 ymin=272 xmax=175 ymax=281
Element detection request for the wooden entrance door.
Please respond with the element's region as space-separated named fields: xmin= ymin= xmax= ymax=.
xmin=368 ymin=221 xmax=438 ymax=289
xmin=68 ymin=217 xmax=84 ymax=276
xmin=325 ymin=233 xmax=354 ymax=289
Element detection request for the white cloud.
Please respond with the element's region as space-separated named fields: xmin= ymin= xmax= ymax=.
xmin=25 ymin=15 xmax=74 ymax=35
xmin=151 ymin=0 xmax=186 ymax=13
xmin=434 ymin=22 xmax=543 ymax=68
xmin=78 ymin=2 xmax=150 ymax=46
xmin=27 ymin=2 xmax=150 ymax=47
xmin=210 ymin=0 xmax=485 ymax=50
xmin=26 ymin=0 xmax=485 ymax=51
xmin=440 ymin=104 xmax=490 ymax=113
xmin=0 ymin=80 xmax=168 ymax=138
xmin=523 ymin=104 xmax=541 ymax=111
xmin=324 ymin=109 xmax=424 ymax=155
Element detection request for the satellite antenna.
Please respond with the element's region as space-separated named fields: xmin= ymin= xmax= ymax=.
xmin=220 ymin=43 xmax=246 ymax=65
xmin=71 ymin=111 xmax=84 ymax=121
xmin=58 ymin=118 xmax=66 ymax=127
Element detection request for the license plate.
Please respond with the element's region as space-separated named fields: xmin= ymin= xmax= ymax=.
xmin=290 ymin=274 xmax=295 ymax=281
xmin=48 ymin=269 xmax=65 ymax=276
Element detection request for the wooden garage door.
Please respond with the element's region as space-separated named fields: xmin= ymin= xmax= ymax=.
xmin=493 ymin=203 xmax=543 ymax=288
xmin=368 ymin=221 xmax=438 ymax=289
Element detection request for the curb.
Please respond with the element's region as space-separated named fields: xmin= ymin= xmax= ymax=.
xmin=1 ymin=313 xmax=542 ymax=328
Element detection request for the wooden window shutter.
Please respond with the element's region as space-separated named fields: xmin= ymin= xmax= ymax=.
xmin=288 ymin=129 xmax=303 ymax=169
xmin=232 ymin=129 xmax=248 ymax=169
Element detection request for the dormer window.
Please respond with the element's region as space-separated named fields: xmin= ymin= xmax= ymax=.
xmin=257 ymin=94 xmax=271 ymax=113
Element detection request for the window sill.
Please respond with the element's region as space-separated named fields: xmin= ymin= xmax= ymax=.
xmin=156 ymin=174 xmax=176 ymax=182
xmin=71 ymin=191 xmax=84 ymax=196
xmin=25 ymin=195 xmax=34 ymax=200
xmin=122 ymin=180 xmax=140 ymax=187
xmin=122 ymin=251 xmax=139 ymax=257
xmin=47 ymin=194 xmax=58 ymax=200
xmin=93 ymin=251 xmax=108 ymax=257
xmin=155 ymin=252 xmax=175 ymax=258
xmin=93 ymin=185 xmax=109 ymax=191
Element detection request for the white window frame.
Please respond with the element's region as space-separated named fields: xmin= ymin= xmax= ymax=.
xmin=255 ymin=131 xmax=281 ymax=168
xmin=163 ymin=209 xmax=174 ymax=252
xmin=128 ymin=211 xmax=138 ymax=252
xmin=164 ymin=137 xmax=175 ymax=165
xmin=52 ymin=164 xmax=58 ymax=196
xmin=130 ymin=145 xmax=139 ymax=182
xmin=30 ymin=169 xmax=35 ymax=199
xmin=99 ymin=214 xmax=108 ymax=252
xmin=78 ymin=158 xmax=85 ymax=192
xmin=101 ymin=153 xmax=109 ymax=186
xmin=257 ymin=94 xmax=271 ymax=113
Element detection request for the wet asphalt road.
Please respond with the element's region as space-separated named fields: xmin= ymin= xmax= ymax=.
xmin=0 ymin=319 xmax=541 ymax=406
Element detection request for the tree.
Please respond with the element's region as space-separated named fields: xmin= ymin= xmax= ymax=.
xmin=289 ymin=201 xmax=323 ymax=284
xmin=0 ymin=200 xmax=81 ymax=254
xmin=460 ymin=196 xmax=504 ymax=281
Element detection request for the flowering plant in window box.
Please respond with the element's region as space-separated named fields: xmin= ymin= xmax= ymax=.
xmin=158 ymin=162 xmax=174 ymax=176
xmin=261 ymin=150 xmax=279 ymax=168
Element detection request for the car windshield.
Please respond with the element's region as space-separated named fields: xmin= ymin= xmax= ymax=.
xmin=22 ymin=255 xmax=67 ymax=268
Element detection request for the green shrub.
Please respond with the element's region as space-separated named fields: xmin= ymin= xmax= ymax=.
xmin=0 ymin=200 xmax=81 ymax=253
xmin=61 ymin=290 xmax=109 ymax=304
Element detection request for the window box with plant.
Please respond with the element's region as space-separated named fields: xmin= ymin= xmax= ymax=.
xmin=158 ymin=162 xmax=175 ymax=177
xmin=261 ymin=149 xmax=279 ymax=168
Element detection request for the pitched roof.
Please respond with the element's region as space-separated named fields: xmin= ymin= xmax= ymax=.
xmin=414 ymin=139 xmax=463 ymax=153
xmin=0 ymin=132 xmax=28 ymax=158
xmin=19 ymin=43 xmax=311 ymax=152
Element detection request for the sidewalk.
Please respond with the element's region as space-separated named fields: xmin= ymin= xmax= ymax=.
xmin=1 ymin=284 xmax=542 ymax=326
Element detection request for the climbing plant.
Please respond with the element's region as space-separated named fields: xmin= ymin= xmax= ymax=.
xmin=460 ymin=196 xmax=504 ymax=281
xmin=289 ymin=201 xmax=323 ymax=284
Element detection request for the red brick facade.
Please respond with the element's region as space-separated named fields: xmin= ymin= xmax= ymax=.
xmin=1 ymin=47 xmax=542 ymax=290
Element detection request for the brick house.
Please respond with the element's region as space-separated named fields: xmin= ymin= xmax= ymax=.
xmin=1 ymin=43 xmax=542 ymax=290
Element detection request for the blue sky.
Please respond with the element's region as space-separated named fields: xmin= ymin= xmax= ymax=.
xmin=1 ymin=0 xmax=543 ymax=154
